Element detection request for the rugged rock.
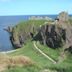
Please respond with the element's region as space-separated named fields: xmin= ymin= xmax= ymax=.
xmin=34 ymin=12 xmax=72 ymax=50
xmin=57 ymin=12 xmax=72 ymax=49
xmin=64 ymin=46 xmax=72 ymax=54
xmin=4 ymin=26 xmax=22 ymax=48
xmin=4 ymin=26 xmax=13 ymax=34
xmin=34 ymin=24 xmax=66 ymax=48
xmin=5 ymin=12 xmax=72 ymax=50
xmin=5 ymin=23 xmax=36 ymax=48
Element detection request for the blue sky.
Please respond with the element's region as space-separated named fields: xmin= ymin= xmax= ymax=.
xmin=0 ymin=0 xmax=72 ymax=15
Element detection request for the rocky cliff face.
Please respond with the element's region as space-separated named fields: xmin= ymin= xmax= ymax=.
xmin=39 ymin=24 xmax=66 ymax=48
xmin=6 ymin=12 xmax=72 ymax=51
xmin=6 ymin=22 xmax=37 ymax=48
xmin=57 ymin=12 xmax=72 ymax=50
xmin=38 ymin=12 xmax=72 ymax=50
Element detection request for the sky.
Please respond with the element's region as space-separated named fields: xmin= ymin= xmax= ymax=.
xmin=0 ymin=0 xmax=72 ymax=15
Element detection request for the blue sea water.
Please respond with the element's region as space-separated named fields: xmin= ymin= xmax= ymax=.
xmin=0 ymin=15 xmax=57 ymax=52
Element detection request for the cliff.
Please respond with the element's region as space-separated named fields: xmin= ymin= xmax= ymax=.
xmin=6 ymin=12 xmax=72 ymax=53
xmin=6 ymin=20 xmax=47 ymax=48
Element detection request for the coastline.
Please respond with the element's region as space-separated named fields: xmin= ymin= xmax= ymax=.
xmin=0 ymin=50 xmax=16 ymax=54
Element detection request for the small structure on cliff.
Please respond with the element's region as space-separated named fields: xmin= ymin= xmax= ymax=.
xmin=58 ymin=11 xmax=69 ymax=22
xmin=57 ymin=12 xmax=72 ymax=49
xmin=34 ymin=11 xmax=72 ymax=51
xmin=5 ymin=11 xmax=72 ymax=53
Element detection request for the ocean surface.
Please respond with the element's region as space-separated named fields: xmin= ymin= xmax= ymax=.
xmin=0 ymin=15 xmax=57 ymax=52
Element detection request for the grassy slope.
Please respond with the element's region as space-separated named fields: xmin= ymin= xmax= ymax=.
xmin=35 ymin=41 xmax=72 ymax=71
xmin=35 ymin=41 xmax=60 ymax=61
xmin=7 ymin=41 xmax=72 ymax=72
xmin=9 ymin=42 xmax=53 ymax=68
xmin=5 ymin=20 xmax=72 ymax=72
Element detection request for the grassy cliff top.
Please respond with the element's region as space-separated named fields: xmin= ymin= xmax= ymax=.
xmin=1 ymin=19 xmax=72 ymax=72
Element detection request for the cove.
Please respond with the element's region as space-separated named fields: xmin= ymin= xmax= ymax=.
xmin=0 ymin=15 xmax=57 ymax=52
xmin=0 ymin=16 xmax=28 ymax=52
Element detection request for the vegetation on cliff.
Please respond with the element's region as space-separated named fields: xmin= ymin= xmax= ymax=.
xmin=2 ymin=12 xmax=72 ymax=72
xmin=10 ymin=20 xmax=50 ymax=48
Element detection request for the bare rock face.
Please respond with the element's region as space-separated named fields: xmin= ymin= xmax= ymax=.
xmin=5 ymin=11 xmax=72 ymax=51
xmin=57 ymin=12 xmax=72 ymax=49
xmin=8 ymin=24 xmax=36 ymax=48
xmin=4 ymin=26 xmax=13 ymax=34
xmin=33 ymin=23 xmax=66 ymax=49
xmin=10 ymin=32 xmax=22 ymax=48
xmin=38 ymin=24 xmax=66 ymax=49
xmin=34 ymin=12 xmax=72 ymax=50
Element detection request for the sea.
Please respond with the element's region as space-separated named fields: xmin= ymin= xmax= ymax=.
xmin=0 ymin=15 xmax=60 ymax=52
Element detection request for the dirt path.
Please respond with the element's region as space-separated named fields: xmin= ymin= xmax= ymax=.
xmin=33 ymin=41 xmax=57 ymax=64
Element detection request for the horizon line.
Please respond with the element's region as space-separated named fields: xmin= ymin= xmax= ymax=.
xmin=0 ymin=14 xmax=72 ymax=16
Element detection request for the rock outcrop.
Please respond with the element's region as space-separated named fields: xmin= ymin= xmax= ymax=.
xmin=4 ymin=26 xmax=13 ymax=34
xmin=57 ymin=12 xmax=72 ymax=49
xmin=34 ymin=11 xmax=72 ymax=50
xmin=34 ymin=24 xmax=66 ymax=48
xmin=5 ymin=11 xmax=72 ymax=51
xmin=5 ymin=23 xmax=36 ymax=48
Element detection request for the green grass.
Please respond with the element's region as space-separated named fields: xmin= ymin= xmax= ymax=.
xmin=5 ymin=65 xmax=41 ymax=72
xmin=35 ymin=41 xmax=60 ymax=61
xmin=13 ymin=20 xmax=54 ymax=37
xmin=15 ymin=20 xmax=48 ymax=33
xmin=5 ymin=20 xmax=72 ymax=72
xmin=9 ymin=42 xmax=53 ymax=68
xmin=6 ymin=41 xmax=53 ymax=72
xmin=12 ymin=20 xmax=49 ymax=44
xmin=7 ymin=41 xmax=72 ymax=72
